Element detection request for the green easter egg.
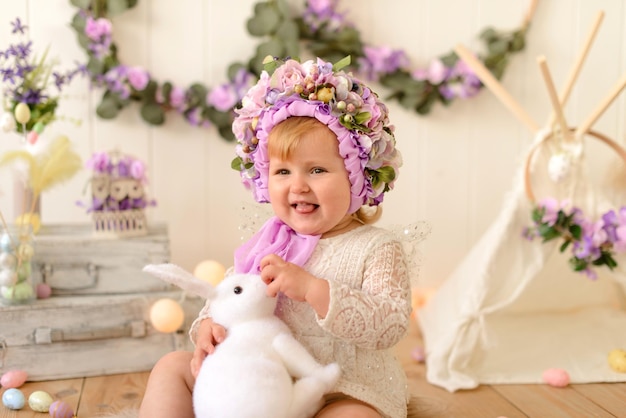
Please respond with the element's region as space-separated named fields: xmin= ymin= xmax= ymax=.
xmin=1 ymin=281 xmax=34 ymax=301
xmin=33 ymin=121 xmax=45 ymax=134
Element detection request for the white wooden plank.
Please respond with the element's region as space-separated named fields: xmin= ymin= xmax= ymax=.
xmin=4 ymin=0 xmax=626 ymax=289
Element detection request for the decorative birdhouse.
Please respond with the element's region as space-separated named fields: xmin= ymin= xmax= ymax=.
xmin=83 ymin=150 xmax=155 ymax=237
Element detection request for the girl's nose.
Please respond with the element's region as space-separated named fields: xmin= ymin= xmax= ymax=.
xmin=290 ymin=174 xmax=310 ymax=193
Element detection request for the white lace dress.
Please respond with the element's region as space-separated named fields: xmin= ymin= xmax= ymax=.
xmin=191 ymin=225 xmax=413 ymax=418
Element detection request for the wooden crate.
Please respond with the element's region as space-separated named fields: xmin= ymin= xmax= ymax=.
xmin=0 ymin=292 xmax=204 ymax=381
xmin=32 ymin=223 xmax=171 ymax=295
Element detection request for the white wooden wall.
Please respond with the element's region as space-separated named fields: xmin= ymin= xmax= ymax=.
xmin=1 ymin=0 xmax=625 ymax=287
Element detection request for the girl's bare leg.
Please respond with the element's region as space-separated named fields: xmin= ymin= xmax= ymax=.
xmin=315 ymin=399 xmax=382 ymax=418
xmin=139 ymin=351 xmax=195 ymax=418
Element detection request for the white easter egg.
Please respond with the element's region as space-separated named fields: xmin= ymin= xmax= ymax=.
xmin=0 ymin=252 xmax=17 ymax=268
xmin=0 ymin=269 xmax=18 ymax=286
xmin=0 ymin=112 xmax=16 ymax=132
xmin=548 ymin=153 xmax=570 ymax=183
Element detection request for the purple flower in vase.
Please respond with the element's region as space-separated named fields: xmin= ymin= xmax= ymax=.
xmin=11 ymin=17 xmax=27 ymax=34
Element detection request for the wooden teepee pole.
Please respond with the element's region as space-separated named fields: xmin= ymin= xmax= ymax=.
xmin=546 ymin=10 xmax=605 ymax=128
xmin=575 ymin=72 xmax=626 ymax=138
xmin=454 ymin=44 xmax=540 ymax=134
xmin=537 ymin=56 xmax=572 ymax=142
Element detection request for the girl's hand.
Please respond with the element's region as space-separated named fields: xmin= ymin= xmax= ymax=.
xmin=260 ymin=254 xmax=314 ymax=301
xmin=190 ymin=317 xmax=226 ymax=378
xmin=260 ymin=254 xmax=330 ymax=317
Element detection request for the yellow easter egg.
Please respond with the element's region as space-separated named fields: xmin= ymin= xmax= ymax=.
xmin=16 ymin=213 xmax=41 ymax=234
xmin=608 ymin=349 xmax=626 ymax=373
xmin=150 ymin=298 xmax=185 ymax=333
xmin=14 ymin=103 xmax=31 ymax=124
xmin=194 ymin=260 xmax=225 ymax=287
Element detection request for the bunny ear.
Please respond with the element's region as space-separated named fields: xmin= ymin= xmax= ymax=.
xmin=143 ymin=263 xmax=215 ymax=299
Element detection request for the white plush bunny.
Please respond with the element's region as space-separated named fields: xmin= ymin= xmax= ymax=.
xmin=143 ymin=263 xmax=341 ymax=418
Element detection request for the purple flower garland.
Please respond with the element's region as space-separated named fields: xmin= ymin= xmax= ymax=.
xmin=70 ymin=0 xmax=532 ymax=141
xmin=523 ymin=197 xmax=626 ymax=279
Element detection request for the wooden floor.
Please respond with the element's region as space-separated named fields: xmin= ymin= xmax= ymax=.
xmin=2 ymin=322 xmax=625 ymax=418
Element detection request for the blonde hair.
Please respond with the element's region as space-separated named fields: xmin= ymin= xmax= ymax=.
xmin=268 ymin=116 xmax=382 ymax=225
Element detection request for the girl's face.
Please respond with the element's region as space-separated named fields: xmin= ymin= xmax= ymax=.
xmin=268 ymin=124 xmax=353 ymax=237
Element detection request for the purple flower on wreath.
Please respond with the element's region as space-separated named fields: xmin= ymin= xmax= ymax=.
xmin=602 ymin=207 xmax=626 ymax=253
xmin=104 ymin=66 xmax=131 ymax=98
xmin=169 ymin=86 xmax=186 ymax=111
xmin=359 ymin=46 xmax=410 ymax=82
xmin=537 ymin=197 xmax=566 ymax=226
xmin=207 ymin=84 xmax=238 ymax=112
xmin=303 ymin=0 xmax=347 ymax=32
xmin=85 ymin=17 xmax=112 ymax=42
xmin=440 ymin=59 xmax=482 ymax=100
xmin=207 ymin=69 xmax=258 ymax=112
xmin=413 ymin=59 xmax=450 ymax=85
xmin=127 ymin=66 xmax=149 ymax=91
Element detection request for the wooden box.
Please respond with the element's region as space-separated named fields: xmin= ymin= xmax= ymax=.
xmin=32 ymin=223 xmax=171 ymax=295
xmin=0 ymin=292 xmax=204 ymax=381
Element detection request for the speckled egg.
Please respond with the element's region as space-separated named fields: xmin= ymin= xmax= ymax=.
xmin=28 ymin=390 xmax=54 ymax=412
xmin=49 ymin=399 xmax=75 ymax=418
xmin=2 ymin=387 xmax=25 ymax=410
xmin=608 ymin=348 xmax=626 ymax=373
xmin=0 ymin=269 xmax=17 ymax=286
xmin=0 ymin=252 xmax=16 ymax=269
xmin=0 ymin=233 xmax=12 ymax=252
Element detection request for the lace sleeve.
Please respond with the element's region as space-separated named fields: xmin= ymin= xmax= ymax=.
xmin=317 ymin=239 xmax=412 ymax=350
xmin=188 ymin=299 xmax=212 ymax=346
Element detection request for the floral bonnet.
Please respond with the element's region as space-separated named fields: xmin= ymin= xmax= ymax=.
xmin=231 ymin=57 xmax=402 ymax=214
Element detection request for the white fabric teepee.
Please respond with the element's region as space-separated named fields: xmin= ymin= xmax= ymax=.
xmin=418 ymin=19 xmax=626 ymax=391
xmin=417 ymin=133 xmax=626 ymax=391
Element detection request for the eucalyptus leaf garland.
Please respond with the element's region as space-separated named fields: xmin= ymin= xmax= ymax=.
xmin=69 ymin=0 xmax=532 ymax=141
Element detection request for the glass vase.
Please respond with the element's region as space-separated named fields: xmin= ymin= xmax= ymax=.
xmin=0 ymin=224 xmax=37 ymax=305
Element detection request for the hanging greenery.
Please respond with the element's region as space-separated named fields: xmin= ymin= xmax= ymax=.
xmin=69 ymin=0 xmax=534 ymax=141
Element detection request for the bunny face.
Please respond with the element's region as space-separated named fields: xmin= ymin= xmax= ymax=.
xmin=209 ymin=274 xmax=277 ymax=328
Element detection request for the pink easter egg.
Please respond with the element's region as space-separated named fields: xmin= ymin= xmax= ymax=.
xmin=36 ymin=283 xmax=52 ymax=299
xmin=542 ymin=368 xmax=570 ymax=387
xmin=27 ymin=130 xmax=39 ymax=145
xmin=410 ymin=345 xmax=425 ymax=362
xmin=49 ymin=399 xmax=75 ymax=418
xmin=0 ymin=369 xmax=28 ymax=388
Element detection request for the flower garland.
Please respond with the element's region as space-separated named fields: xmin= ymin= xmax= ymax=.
xmin=69 ymin=0 xmax=533 ymax=142
xmin=523 ymin=198 xmax=626 ymax=279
